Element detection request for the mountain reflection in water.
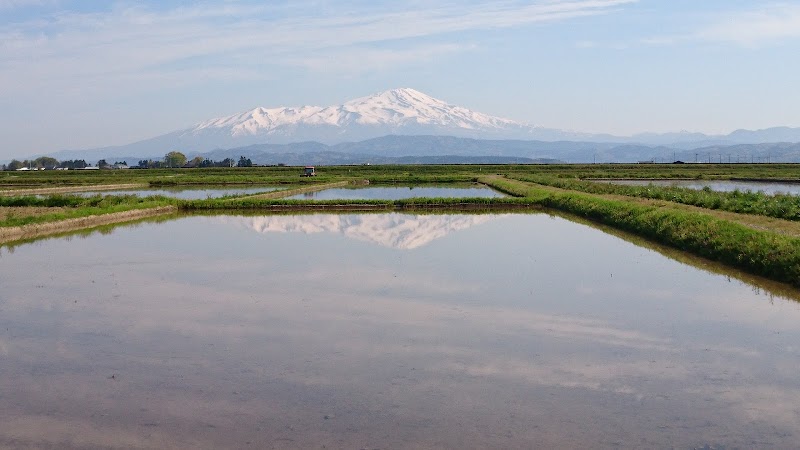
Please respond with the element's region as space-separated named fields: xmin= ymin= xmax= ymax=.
xmin=216 ymin=213 xmax=506 ymax=249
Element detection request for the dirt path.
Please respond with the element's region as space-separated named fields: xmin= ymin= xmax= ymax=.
xmin=0 ymin=184 xmax=147 ymax=196
xmin=0 ymin=206 xmax=67 ymax=221
xmin=0 ymin=206 xmax=177 ymax=244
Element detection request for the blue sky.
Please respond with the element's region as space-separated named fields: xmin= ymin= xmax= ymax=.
xmin=1 ymin=0 xmax=800 ymax=158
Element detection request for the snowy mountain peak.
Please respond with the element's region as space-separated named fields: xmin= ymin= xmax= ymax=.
xmin=345 ymin=88 xmax=446 ymax=110
xmin=183 ymin=88 xmax=530 ymax=144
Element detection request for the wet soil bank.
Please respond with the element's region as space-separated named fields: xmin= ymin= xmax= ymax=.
xmin=0 ymin=206 xmax=176 ymax=244
xmin=0 ymin=184 xmax=146 ymax=196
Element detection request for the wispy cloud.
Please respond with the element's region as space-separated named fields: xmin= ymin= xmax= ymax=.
xmin=643 ymin=3 xmax=800 ymax=48
xmin=0 ymin=0 xmax=637 ymax=95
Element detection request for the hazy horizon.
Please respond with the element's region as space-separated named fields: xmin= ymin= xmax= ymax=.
xmin=2 ymin=1 xmax=800 ymax=158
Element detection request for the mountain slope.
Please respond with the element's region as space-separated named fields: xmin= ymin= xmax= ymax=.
xmin=180 ymin=88 xmax=538 ymax=147
xmin=40 ymin=88 xmax=800 ymax=163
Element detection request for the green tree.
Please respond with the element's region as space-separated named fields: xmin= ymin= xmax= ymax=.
xmin=97 ymin=159 xmax=110 ymax=169
xmin=187 ymin=156 xmax=204 ymax=168
xmin=34 ymin=156 xmax=59 ymax=170
xmin=164 ymin=151 xmax=187 ymax=168
xmin=7 ymin=160 xmax=23 ymax=170
xmin=237 ymin=155 xmax=252 ymax=167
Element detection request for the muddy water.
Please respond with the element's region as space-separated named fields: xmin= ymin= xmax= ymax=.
xmin=1 ymin=213 xmax=799 ymax=448
xmin=597 ymin=179 xmax=800 ymax=195
xmin=285 ymin=185 xmax=506 ymax=200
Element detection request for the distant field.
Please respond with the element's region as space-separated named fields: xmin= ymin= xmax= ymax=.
xmin=2 ymin=163 xmax=800 ymax=287
xmin=3 ymin=163 xmax=800 ymax=187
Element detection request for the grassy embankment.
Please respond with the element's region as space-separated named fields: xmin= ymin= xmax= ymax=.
xmin=0 ymin=194 xmax=176 ymax=227
xmin=481 ymin=176 xmax=800 ymax=287
xmin=508 ymin=174 xmax=800 ymax=222
xmin=0 ymin=194 xmax=178 ymax=243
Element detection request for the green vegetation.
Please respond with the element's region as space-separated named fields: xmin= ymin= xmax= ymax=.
xmin=482 ymin=176 xmax=800 ymax=286
xmin=4 ymin=163 xmax=800 ymax=188
xmin=4 ymin=164 xmax=800 ymax=288
xmin=0 ymin=194 xmax=175 ymax=227
xmin=164 ymin=151 xmax=188 ymax=168
xmin=178 ymin=196 xmax=539 ymax=211
xmin=509 ymin=174 xmax=800 ymax=221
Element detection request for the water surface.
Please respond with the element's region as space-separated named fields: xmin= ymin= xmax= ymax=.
xmin=286 ymin=185 xmax=505 ymax=200
xmin=72 ymin=186 xmax=281 ymax=200
xmin=597 ymin=179 xmax=800 ymax=195
xmin=1 ymin=212 xmax=799 ymax=448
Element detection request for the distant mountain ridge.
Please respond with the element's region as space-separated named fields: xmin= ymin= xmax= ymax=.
xmin=212 ymin=138 xmax=800 ymax=165
xmin=64 ymin=136 xmax=800 ymax=167
xmin=23 ymin=88 xmax=800 ymax=164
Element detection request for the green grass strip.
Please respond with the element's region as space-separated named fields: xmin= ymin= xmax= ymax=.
xmin=0 ymin=194 xmax=176 ymax=227
xmin=482 ymin=176 xmax=800 ymax=287
xmin=508 ymin=174 xmax=800 ymax=221
xmin=178 ymin=196 xmax=539 ymax=210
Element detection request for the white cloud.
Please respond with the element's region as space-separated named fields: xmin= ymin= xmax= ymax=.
xmin=696 ymin=3 xmax=800 ymax=47
xmin=0 ymin=0 xmax=637 ymax=94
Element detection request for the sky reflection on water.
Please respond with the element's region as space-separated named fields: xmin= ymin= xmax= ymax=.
xmin=70 ymin=186 xmax=280 ymax=200
xmin=1 ymin=213 xmax=799 ymax=448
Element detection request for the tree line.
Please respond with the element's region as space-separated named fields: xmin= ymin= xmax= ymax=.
xmin=3 ymin=152 xmax=258 ymax=171
xmin=2 ymin=157 xmax=90 ymax=171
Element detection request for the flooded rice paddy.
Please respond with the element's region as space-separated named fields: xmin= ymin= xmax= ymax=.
xmin=597 ymin=179 xmax=800 ymax=195
xmin=71 ymin=186 xmax=281 ymax=199
xmin=286 ymin=185 xmax=506 ymax=200
xmin=1 ymin=212 xmax=800 ymax=448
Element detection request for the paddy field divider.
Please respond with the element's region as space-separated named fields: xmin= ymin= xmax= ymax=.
xmin=480 ymin=175 xmax=800 ymax=287
xmin=237 ymin=180 xmax=352 ymax=200
xmin=0 ymin=205 xmax=177 ymax=244
xmin=0 ymin=183 xmax=147 ymax=196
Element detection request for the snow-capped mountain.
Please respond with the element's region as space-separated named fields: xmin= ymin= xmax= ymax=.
xmin=180 ymin=88 xmax=536 ymax=147
xmin=42 ymin=87 xmax=800 ymax=162
xmin=51 ymin=88 xmax=562 ymax=159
